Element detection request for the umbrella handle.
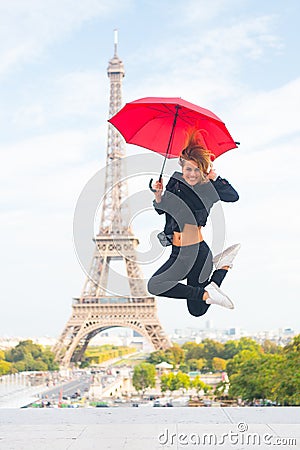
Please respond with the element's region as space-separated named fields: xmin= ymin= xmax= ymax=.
xmin=149 ymin=178 xmax=156 ymax=192
xmin=149 ymin=175 xmax=162 ymax=192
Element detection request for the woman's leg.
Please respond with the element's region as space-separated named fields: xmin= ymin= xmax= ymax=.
xmin=210 ymin=268 xmax=228 ymax=287
xmin=186 ymin=241 xmax=213 ymax=317
xmin=147 ymin=245 xmax=204 ymax=299
xmin=186 ymin=244 xmax=230 ymax=317
xmin=147 ymin=242 xmax=231 ymax=317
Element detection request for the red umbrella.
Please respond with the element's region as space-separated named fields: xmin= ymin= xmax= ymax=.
xmin=108 ymin=97 xmax=239 ymax=190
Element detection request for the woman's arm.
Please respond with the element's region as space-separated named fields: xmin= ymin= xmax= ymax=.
xmin=152 ymin=177 xmax=179 ymax=214
xmin=211 ymin=176 xmax=239 ymax=202
xmin=153 ymin=180 xmax=163 ymax=203
xmin=207 ymin=166 xmax=239 ymax=202
xmin=153 ymin=180 xmax=165 ymax=214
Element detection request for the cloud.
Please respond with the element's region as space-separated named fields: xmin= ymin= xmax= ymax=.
xmin=0 ymin=0 xmax=131 ymax=75
xmin=53 ymin=71 xmax=109 ymax=117
xmin=173 ymin=0 xmax=283 ymax=60
xmin=232 ymin=77 xmax=300 ymax=147
xmin=12 ymin=104 xmax=46 ymax=129
xmin=126 ymin=13 xmax=283 ymax=117
xmin=0 ymin=128 xmax=106 ymax=216
xmin=197 ymin=15 xmax=282 ymax=60
xmin=129 ymin=13 xmax=282 ymax=71
xmin=9 ymin=70 xmax=110 ymax=135
xmin=174 ymin=0 xmax=243 ymax=24
xmin=1 ymin=129 xmax=98 ymax=174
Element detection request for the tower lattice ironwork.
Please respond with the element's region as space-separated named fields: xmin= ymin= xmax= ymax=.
xmin=53 ymin=32 xmax=171 ymax=367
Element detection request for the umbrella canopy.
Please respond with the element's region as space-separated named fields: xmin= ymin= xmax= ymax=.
xmin=108 ymin=97 xmax=238 ymax=160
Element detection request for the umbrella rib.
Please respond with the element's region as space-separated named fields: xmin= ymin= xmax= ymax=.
xmin=145 ymin=106 xmax=224 ymax=126
xmin=140 ymin=104 xmax=175 ymax=114
xmin=146 ymin=103 xmax=224 ymax=124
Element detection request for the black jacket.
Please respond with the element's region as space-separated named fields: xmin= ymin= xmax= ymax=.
xmin=153 ymin=171 xmax=239 ymax=237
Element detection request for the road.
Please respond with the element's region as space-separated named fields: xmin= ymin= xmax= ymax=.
xmin=40 ymin=373 xmax=92 ymax=402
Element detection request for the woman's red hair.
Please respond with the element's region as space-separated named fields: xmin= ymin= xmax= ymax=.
xmin=180 ymin=129 xmax=214 ymax=177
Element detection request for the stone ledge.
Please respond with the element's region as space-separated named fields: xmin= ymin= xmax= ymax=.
xmin=0 ymin=408 xmax=299 ymax=450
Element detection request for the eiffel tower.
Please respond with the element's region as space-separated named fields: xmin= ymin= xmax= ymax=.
xmin=53 ymin=31 xmax=171 ymax=367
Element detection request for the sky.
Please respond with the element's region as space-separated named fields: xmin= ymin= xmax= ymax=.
xmin=1 ymin=0 xmax=299 ymax=340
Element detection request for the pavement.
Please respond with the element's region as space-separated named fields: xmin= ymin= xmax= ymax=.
xmin=0 ymin=407 xmax=299 ymax=450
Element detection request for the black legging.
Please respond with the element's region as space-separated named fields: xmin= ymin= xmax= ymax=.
xmin=147 ymin=241 xmax=227 ymax=317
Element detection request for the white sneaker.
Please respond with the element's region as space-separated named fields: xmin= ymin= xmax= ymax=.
xmin=213 ymin=243 xmax=241 ymax=269
xmin=205 ymin=282 xmax=234 ymax=309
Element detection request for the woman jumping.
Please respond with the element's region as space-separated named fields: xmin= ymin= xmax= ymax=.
xmin=147 ymin=130 xmax=240 ymax=317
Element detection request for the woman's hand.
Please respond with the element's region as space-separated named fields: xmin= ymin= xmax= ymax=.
xmin=153 ymin=180 xmax=163 ymax=203
xmin=207 ymin=165 xmax=218 ymax=181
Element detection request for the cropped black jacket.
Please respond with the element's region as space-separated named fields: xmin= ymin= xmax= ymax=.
xmin=153 ymin=171 xmax=239 ymax=238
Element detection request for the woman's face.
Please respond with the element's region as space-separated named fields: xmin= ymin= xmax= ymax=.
xmin=182 ymin=159 xmax=203 ymax=186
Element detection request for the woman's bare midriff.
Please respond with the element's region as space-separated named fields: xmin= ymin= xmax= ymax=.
xmin=172 ymin=223 xmax=204 ymax=247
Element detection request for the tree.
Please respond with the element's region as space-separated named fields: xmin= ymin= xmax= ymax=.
xmin=4 ymin=340 xmax=59 ymax=372
xmin=178 ymin=363 xmax=189 ymax=373
xmin=226 ymin=349 xmax=261 ymax=377
xmin=283 ymin=334 xmax=300 ymax=353
xmin=187 ymin=359 xmax=199 ymax=371
xmin=222 ymin=340 xmax=240 ymax=360
xmin=225 ymin=340 xmax=298 ymax=404
xmin=212 ymin=357 xmax=227 ymax=372
xmin=5 ymin=340 xmax=41 ymax=362
xmin=147 ymin=344 xmax=184 ymax=368
xmin=228 ymin=353 xmax=281 ymax=402
xmin=174 ymin=371 xmax=190 ymax=392
xmin=183 ymin=340 xmax=225 ymax=371
xmin=192 ymin=375 xmax=209 ymax=396
xmin=32 ymin=359 xmax=48 ymax=371
xmin=262 ymin=339 xmax=281 ymax=354
xmin=236 ymin=337 xmax=261 ymax=353
xmin=274 ymin=335 xmax=300 ymax=405
xmin=202 ymin=339 xmax=224 ymax=360
xmin=0 ymin=360 xmax=12 ymax=375
xmin=168 ymin=373 xmax=178 ymax=392
xmin=221 ymin=338 xmax=261 ymax=360
xmin=160 ymin=372 xmax=190 ymax=393
xmin=147 ymin=349 xmax=172 ymax=365
xmin=166 ymin=344 xmax=185 ymax=366
xmin=187 ymin=358 xmax=206 ymax=371
xmin=132 ymin=363 xmax=156 ymax=394
xmin=5 ymin=340 xmax=44 ymax=363
xmin=160 ymin=372 xmax=175 ymax=393
xmin=40 ymin=350 xmax=59 ymax=371
xmin=182 ymin=342 xmax=205 ymax=360
xmin=13 ymin=361 xmax=26 ymax=372
xmin=274 ymin=355 xmax=300 ymax=405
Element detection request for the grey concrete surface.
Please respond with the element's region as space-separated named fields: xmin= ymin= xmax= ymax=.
xmin=0 ymin=407 xmax=299 ymax=450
